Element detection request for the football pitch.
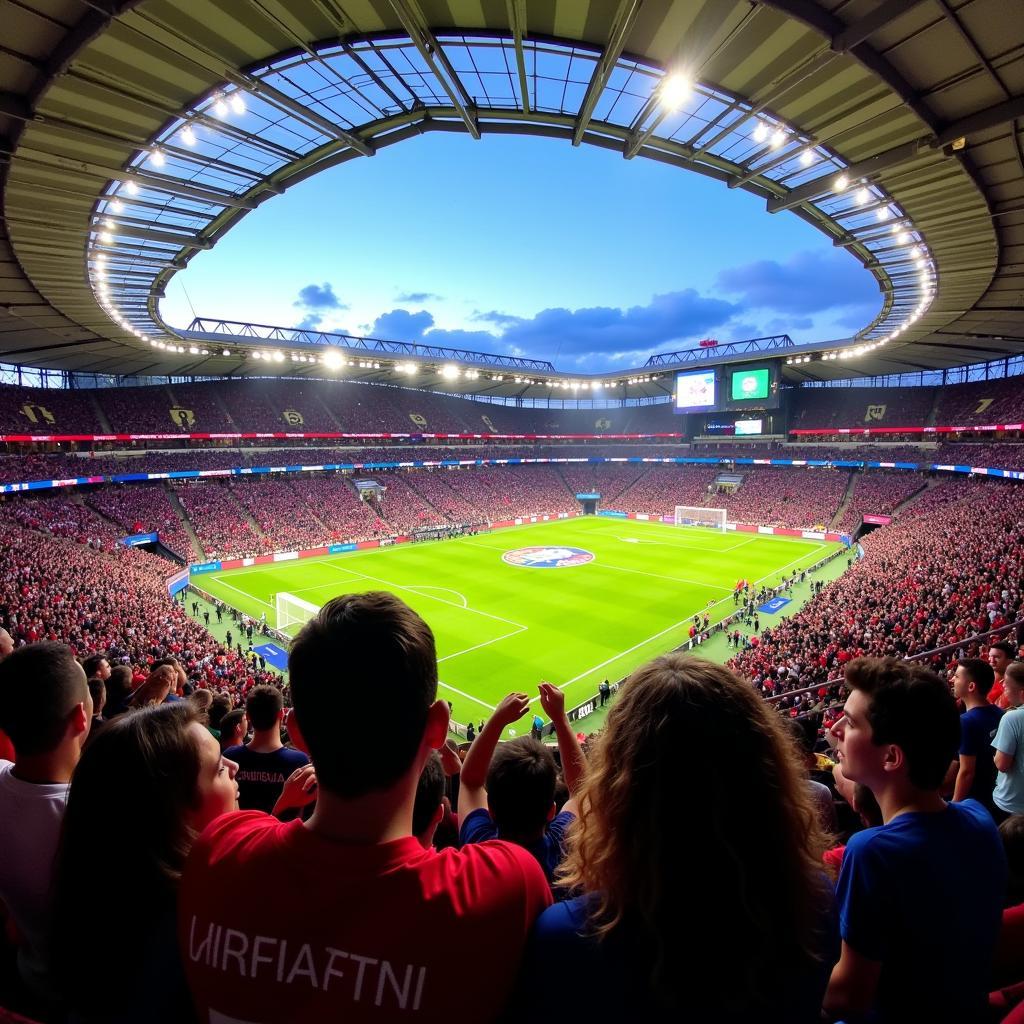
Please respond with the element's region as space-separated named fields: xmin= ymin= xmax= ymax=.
xmin=196 ymin=517 xmax=845 ymax=729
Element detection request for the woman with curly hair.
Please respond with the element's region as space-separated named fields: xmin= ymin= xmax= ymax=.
xmin=513 ymin=653 xmax=838 ymax=1021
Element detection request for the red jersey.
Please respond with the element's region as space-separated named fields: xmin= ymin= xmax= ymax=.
xmin=179 ymin=812 xmax=551 ymax=1023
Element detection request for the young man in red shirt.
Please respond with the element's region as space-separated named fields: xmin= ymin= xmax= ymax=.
xmin=179 ymin=591 xmax=551 ymax=1023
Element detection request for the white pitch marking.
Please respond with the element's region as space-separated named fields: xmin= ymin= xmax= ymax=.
xmin=406 ymin=585 xmax=469 ymax=607
xmin=527 ymin=538 xmax=833 ymax=704
xmin=590 ymin=560 xmax=732 ymax=592
xmin=205 ymin=576 xmax=273 ymax=609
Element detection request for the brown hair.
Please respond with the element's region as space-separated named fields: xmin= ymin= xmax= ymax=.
xmin=558 ymin=653 xmax=829 ymax=1012
xmin=288 ymin=592 xmax=437 ymax=797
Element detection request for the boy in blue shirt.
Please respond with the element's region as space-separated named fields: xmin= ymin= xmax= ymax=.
xmin=951 ymin=657 xmax=1004 ymax=813
xmin=824 ymin=657 xmax=1005 ymax=1023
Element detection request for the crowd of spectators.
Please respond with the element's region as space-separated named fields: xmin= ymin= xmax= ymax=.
xmin=285 ymin=474 xmax=391 ymax=542
xmin=836 ymin=470 xmax=927 ymax=532
xmin=933 ymin=377 xmax=1024 ymax=427
xmin=790 ymin=385 xmax=938 ymax=430
xmin=0 ymin=386 xmax=103 ymax=434
xmin=84 ymin=483 xmax=194 ymax=558
xmin=713 ymin=467 xmax=851 ymax=529
xmin=228 ymin=479 xmax=334 ymax=553
xmin=729 ymin=477 xmax=1024 ymax=717
xmin=172 ymin=482 xmax=273 ymax=560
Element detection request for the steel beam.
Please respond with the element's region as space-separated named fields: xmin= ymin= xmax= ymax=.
xmin=831 ymin=0 xmax=929 ymax=52
xmin=767 ymin=138 xmax=928 ymax=213
xmin=572 ymin=0 xmax=643 ymax=146
xmin=387 ymin=0 xmax=480 ymax=140
xmin=501 ymin=0 xmax=530 ymax=115
xmin=934 ymin=94 xmax=1024 ymax=148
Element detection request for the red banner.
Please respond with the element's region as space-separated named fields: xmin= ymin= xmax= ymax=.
xmin=0 ymin=431 xmax=685 ymax=444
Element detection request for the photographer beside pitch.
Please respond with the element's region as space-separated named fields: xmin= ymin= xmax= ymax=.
xmin=178 ymin=592 xmax=551 ymax=1022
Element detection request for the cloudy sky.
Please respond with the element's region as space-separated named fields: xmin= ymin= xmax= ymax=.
xmin=162 ymin=132 xmax=880 ymax=371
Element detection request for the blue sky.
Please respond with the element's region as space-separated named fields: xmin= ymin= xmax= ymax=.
xmin=163 ymin=132 xmax=880 ymax=371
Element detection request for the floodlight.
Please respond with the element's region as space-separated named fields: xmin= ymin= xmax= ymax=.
xmin=322 ymin=349 xmax=344 ymax=370
xmin=125 ymin=180 xmax=139 ymax=195
xmin=800 ymin=148 xmax=814 ymax=166
xmin=441 ymin=364 xmax=460 ymax=380
xmin=214 ymin=95 xmax=229 ymax=117
xmin=856 ymin=187 xmax=870 ymax=205
xmin=659 ymin=74 xmax=691 ymax=109
xmin=771 ymin=128 xmax=785 ymax=148
xmin=833 ymin=174 xmax=848 ymax=192
xmin=181 ymin=125 xmax=197 ymax=146
xmin=150 ymin=149 xmax=165 ymax=166
xmin=272 ymin=350 xmax=285 ymax=362
xmin=753 ymin=121 xmax=768 ymax=143
xmin=229 ymin=93 xmax=246 ymax=115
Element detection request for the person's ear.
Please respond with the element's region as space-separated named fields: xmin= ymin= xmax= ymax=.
xmin=881 ymin=743 xmax=905 ymax=774
xmin=424 ymin=699 xmax=450 ymax=750
xmin=69 ymin=702 xmax=89 ymax=741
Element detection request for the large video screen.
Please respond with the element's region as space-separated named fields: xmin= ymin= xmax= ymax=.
xmin=730 ymin=367 xmax=771 ymax=402
xmin=735 ymin=418 xmax=763 ymax=435
xmin=674 ymin=369 xmax=717 ymax=413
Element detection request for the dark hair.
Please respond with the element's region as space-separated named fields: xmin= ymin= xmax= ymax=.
xmin=559 ymin=654 xmax=828 ymax=1012
xmin=209 ymin=693 xmax=232 ymax=730
xmin=219 ymin=709 xmax=246 ymax=746
xmin=413 ymin=751 xmax=445 ymax=838
xmin=81 ymin=653 xmax=109 ymax=678
xmin=0 ymin=642 xmax=88 ymax=756
xmin=106 ymin=665 xmax=133 ymax=709
xmin=288 ymin=592 xmax=437 ymax=797
xmin=845 ymin=657 xmax=960 ymax=790
xmin=52 ymin=704 xmax=203 ymax=1013
xmin=992 ymin=641 xmax=1017 ymax=664
xmin=853 ymin=783 xmax=883 ymax=828
xmin=486 ymin=738 xmax=556 ymax=838
xmin=246 ymin=684 xmax=283 ymax=731
xmin=87 ymin=677 xmax=106 ymax=714
xmin=958 ymin=657 xmax=995 ymax=696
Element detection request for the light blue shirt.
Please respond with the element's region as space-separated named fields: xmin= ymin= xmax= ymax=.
xmin=993 ymin=706 xmax=1024 ymax=813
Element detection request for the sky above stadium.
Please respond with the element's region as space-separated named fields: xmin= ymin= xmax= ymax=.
xmin=162 ymin=132 xmax=881 ymax=371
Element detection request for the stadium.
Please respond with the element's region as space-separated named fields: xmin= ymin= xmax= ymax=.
xmin=0 ymin=0 xmax=1023 ymax=1021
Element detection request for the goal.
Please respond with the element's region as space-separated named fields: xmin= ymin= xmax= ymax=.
xmin=275 ymin=592 xmax=320 ymax=631
xmin=674 ymin=506 xmax=728 ymax=532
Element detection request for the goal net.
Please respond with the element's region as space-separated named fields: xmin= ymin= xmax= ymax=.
xmin=275 ymin=592 xmax=320 ymax=632
xmin=674 ymin=506 xmax=727 ymax=532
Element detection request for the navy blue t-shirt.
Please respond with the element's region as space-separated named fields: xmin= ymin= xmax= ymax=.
xmin=223 ymin=744 xmax=309 ymax=814
xmin=459 ymin=808 xmax=573 ymax=884
xmin=960 ymin=703 xmax=1004 ymax=809
xmin=836 ymin=799 xmax=1006 ymax=1023
xmin=513 ymin=888 xmax=837 ymax=1022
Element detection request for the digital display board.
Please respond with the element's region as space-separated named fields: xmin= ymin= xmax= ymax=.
xmin=674 ymin=370 xmax=717 ymax=413
xmin=734 ymin=418 xmax=763 ymax=435
xmin=730 ymin=367 xmax=771 ymax=402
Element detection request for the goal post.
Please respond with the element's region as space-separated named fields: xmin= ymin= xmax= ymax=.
xmin=674 ymin=506 xmax=728 ymax=532
xmin=274 ymin=592 xmax=320 ymax=631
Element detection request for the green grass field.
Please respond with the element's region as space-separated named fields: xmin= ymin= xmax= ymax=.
xmin=196 ymin=517 xmax=844 ymax=730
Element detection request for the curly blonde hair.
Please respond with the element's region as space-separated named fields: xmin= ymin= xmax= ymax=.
xmin=557 ymin=653 xmax=830 ymax=1012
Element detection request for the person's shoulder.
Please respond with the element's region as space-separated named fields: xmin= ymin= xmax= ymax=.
xmin=951 ymin=798 xmax=1001 ymax=834
xmin=459 ymin=806 xmax=498 ymax=844
xmin=432 ymin=839 xmax=551 ymax=907
xmin=279 ymin=746 xmax=309 ymax=766
xmin=222 ymin=744 xmax=246 ymax=760
xmin=533 ymin=894 xmax=592 ymax=941
xmin=190 ymin=810 xmax=286 ymax=867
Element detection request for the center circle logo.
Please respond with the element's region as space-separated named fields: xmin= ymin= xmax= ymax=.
xmin=502 ymin=546 xmax=595 ymax=568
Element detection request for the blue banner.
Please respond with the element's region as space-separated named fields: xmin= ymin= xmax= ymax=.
xmin=190 ymin=560 xmax=222 ymax=575
xmin=328 ymin=542 xmax=357 ymax=554
xmin=597 ymin=509 xmax=627 ymax=518
xmin=576 ymin=492 xmax=601 ymax=500
xmin=121 ymin=531 xmax=158 ymax=547
xmin=758 ymin=596 xmax=792 ymax=614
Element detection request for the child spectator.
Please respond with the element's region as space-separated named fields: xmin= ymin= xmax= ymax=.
xmin=178 ymin=592 xmax=551 ymax=1022
xmin=515 ymin=654 xmax=836 ymax=1022
xmin=825 ymin=657 xmax=1006 ymax=1022
xmin=458 ymin=682 xmax=585 ymax=884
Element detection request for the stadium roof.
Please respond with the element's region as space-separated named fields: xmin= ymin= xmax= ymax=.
xmin=1 ymin=0 xmax=1021 ymax=394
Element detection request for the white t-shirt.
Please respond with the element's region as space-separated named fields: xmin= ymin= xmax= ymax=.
xmin=0 ymin=760 xmax=69 ymax=995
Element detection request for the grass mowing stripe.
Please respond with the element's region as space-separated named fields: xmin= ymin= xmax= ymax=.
xmin=194 ymin=518 xmax=847 ymax=731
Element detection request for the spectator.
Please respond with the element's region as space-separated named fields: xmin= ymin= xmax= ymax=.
xmin=0 ymin=643 xmax=92 ymax=1006
xmin=413 ymin=751 xmax=446 ymax=848
xmin=0 ymin=627 xmax=13 ymax=660
xmin=218 ymin=708 xmax=247 ymax=751
xmin=995 ymin=666 xmax=1024 ymax=821
xmin=51 ymin=703 xmax=239 ymax=1022
xmin=178 ymin=592 xmax=551 ymax=1022
xmin=458 ymin=683 xmax=585 ymax=884
xmin=81 ymin=652 xmax=111 ymax=683
xmin=103 ymin=664 xmax=134 ymax=720
xmin=224 ymin=684 xmax=308 ymax=813
xmin=824 ymin=657 xmax=1006 ymax=1022
xmin=86 ymin=675 xmax=107 ymax=743
xmin=515 ymin=653 xmax=835 ymax=1021
xmin=951 ymin=657 xmax=1003 ymax=813
xmin=991 ymin=640 xmax=1018 ymax=709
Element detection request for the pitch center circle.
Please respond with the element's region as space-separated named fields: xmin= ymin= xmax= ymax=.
xmin=501 ymin=546 xmax=595 ymax=568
